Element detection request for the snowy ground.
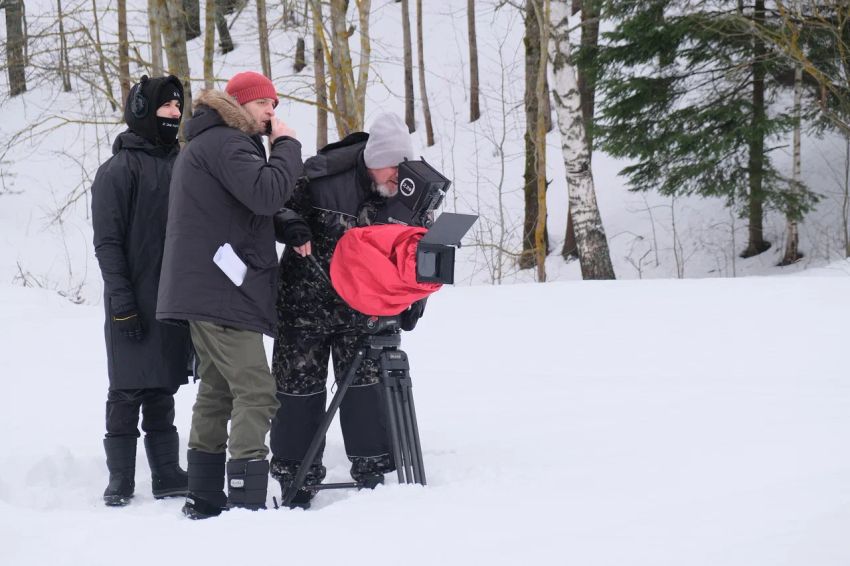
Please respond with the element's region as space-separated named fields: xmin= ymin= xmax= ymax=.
xmin=1 ymin=265 xmax=848 ymax=565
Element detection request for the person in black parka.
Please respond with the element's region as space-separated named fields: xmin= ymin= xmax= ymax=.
xmin=91 ymin=75 xmax=193 ymax=507
xmin=157 ymin=72 xmax=304 ymax=519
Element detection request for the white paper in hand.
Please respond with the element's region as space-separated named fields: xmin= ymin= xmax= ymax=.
xmin=213 ymin=243 xmax=247 ymax=287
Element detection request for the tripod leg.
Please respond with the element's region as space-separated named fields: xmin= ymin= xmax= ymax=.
xmin=391 ymin=376 xmax=415 ymax=484
xmin=381 ymin=370 xmax=406 ymax=484
xmin=282 ymin=346 xmax=367 ymax=508
xmin=400 ymin=376 xmax=425 ymax=485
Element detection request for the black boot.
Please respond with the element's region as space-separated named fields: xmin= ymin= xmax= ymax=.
xmin=103 ymin=436 xmax=136 ymax=507
xmin=182 ymin=450 xmax=227 ymax=520
xmin=144 ymin=431 xmax=188 ymax=499
xmin=226 ymin=459 xmax=269 ymax=511
xmin=350 ymin=454 xmax=394 ymax=489
xmin=270 ymin=457 xmax=326 ymax=509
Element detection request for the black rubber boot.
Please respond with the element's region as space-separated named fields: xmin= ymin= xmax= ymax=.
xmin=145 ymin=431 xmax=188 ymax=499
xmin=270 ymin=457 xmax=326 ymax=509
xmin=103 ymin=436 xmax=136 ymax=507
xmin=226 ymin=459 xmax=269 ymax=511
xmin=182 ymin=450 xmax=227 ymax=520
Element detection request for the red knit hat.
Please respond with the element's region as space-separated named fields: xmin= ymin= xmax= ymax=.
xmin=225 ymin=71 xmax=279 ymax=107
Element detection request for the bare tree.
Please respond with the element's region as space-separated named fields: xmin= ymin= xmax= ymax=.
xmin=310 ymin=0 xmax=371 ymax=136
xmin=548 ymin=0 xmax=615 ymax=279
xmin=184 ymin=0 xmax=202 ymax=41
xmin=90 ymin=0 xmax=117 ymax=109
xmin=468 ymin=0 xmax=480 ymax=121
xmin=118 ymin=0 xmax=131 ymax=104
xmin=780 ymin=0 xmax=804 ymax=266
xmin=313 ymin=8 xmax=328 ymax=148
xmin=157 ymin=0 xmax=193 ymax=122
xmin=294 ymin=37 xmax=306 ymax=72
xmin=257 ymin=0 xmax=272 ymax=77
xmin=204 ymin=0 xmax=215 ymax=89
xmin=148 ymin=0 xmax=164 ymax=75
xmin=216 ymin=0 xmax=234 ymax=53
xmin=57 ymin=0 xmax=72 ymax=91
xmin=520 ymin=0 xmax=549 ymax=271
xmin=4 ymin=0 xmax=27 ymax=96
xmin=416 ymin=0 xmax=434 ymax=145
xmin=401 ymin=0 xmax=416 ymax=132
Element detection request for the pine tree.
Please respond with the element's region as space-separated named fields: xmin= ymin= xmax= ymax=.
xmin=595 ymin=0 xmax=817 ymax=259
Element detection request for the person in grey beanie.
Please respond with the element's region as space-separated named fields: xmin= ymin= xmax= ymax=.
xmin=268 ymin=113 xmax=423 ymax=508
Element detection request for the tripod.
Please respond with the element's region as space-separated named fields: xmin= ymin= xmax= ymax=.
xmin=280 ymin=318 xmax=427 ymax=508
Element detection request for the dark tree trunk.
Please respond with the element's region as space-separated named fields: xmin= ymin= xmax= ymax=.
xmin=416 ymin=0 xmax=434 ymax=145
xmin=184 ymin=0 xmax=202 ymax=41
xmin=520 ymin=0 xmax=550 ymax=269
xmin=741 ymin=0 xmax=771 ymax=258
xmin=5 ymin=0 xmax=27 ymax=96
xmin=401 ymin=0 xmax=416 ymax=132
xmin=468 ymin=0 xmax=480 ymax=122
xmin=215 ymin=0 xmax=234 ymax=53
xmin=118 ymin=0 xmax=131 ymax=104
xmin=257 ymin=0 xmax=271 ymax=77
xmin=313 ymin=10 xmax=328 ymax=149
xmin=57 ymin=0 xmax=72 ymax=91
xmin=294 ymin=37 xmax=306 ymax=72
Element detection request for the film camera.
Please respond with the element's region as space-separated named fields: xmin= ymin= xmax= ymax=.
xmin=372 ymin=158 xmax=477 ymax=285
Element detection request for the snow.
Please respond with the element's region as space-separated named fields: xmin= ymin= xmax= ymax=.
xmin=1 ymin=269 xmax=849 ymax=565
xmin=2 ymin=1 xmax=850 ymax=563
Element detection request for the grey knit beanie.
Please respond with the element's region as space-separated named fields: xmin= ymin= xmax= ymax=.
xmin=363 ymin=113 xmax=415 ymax=168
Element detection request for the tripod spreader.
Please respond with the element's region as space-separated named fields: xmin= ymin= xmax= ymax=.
xmin=280 ymin=331 xmax=426 ymax=509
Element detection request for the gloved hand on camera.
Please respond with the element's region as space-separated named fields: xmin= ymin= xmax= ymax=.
xmin=274 ymin=208 xmax=312 ymax=247
xmin=112 ymin=310 xmax=144 ymax=341
xmin=400 ymin=299 xmax=427 ymax=332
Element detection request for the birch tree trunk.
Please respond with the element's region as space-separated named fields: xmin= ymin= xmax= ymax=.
xmin=401 ymin=0 xmax=416 ymax=132
xmin=57 ymin=0 xmax=72 ymax=91
xmin=203 ymin=0 xmax=215 ymax=89
xmin=149 ymin=0 xmax=164 ymax=76
xmin=416 ymin=0 xmax=434 ymax=145
xmin=548 ymin=0 xmax=615 ymax=279
xmin=118 ymin=0 xmax=131 ymax=104
xmin=158 ymin=0 xmax=193 ymax=125
xmin=467 ymin=0 xmax=480 ymax=122
xmin=256 ymin=0 xmax=272 ymax=77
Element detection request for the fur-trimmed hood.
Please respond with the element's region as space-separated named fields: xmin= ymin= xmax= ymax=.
xmin=185 ymin=89 xmax=264 ymax=140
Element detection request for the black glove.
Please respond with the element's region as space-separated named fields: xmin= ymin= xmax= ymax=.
xmin=400 ymin=299 xmax=427 ymax=332
xmin=112 ymin=310 xmax=144 ymax=341
xmin=273 ymin=209 xmax=312 ymax=246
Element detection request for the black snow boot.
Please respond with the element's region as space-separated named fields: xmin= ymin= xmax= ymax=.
xmin=182 ymin=450 xmax=227 ymax=520
xmin=103 ymin=436 xmax=136 ymax=507
xmin=350 ymin=454 xmax=394 ymax=489
xmin=270 ymin=457 xmax=326 ymax=509
xmin=226 ymin=459 xmax=269 ymax=511
xmin=144 ymin=431 xmax=188 ymax=498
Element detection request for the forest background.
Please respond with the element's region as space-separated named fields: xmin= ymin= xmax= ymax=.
xmin=2 ymin=0 xmax=850 ymax=303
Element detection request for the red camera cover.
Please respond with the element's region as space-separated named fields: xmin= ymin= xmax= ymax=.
xmin=330 ymin=224 xmax=442 ymax=316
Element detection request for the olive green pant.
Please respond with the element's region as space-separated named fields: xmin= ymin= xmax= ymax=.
xmin=188 ymin=321 xmax=279 ymax=460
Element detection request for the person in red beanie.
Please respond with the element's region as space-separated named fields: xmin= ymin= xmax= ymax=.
xmin=157 ymin=71 xmax=303 ymax=519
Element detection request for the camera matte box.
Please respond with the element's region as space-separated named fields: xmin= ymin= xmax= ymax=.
xmin=416 ymin=213 xmax=478 ymax=284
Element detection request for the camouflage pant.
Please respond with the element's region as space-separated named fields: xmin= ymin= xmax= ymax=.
xmin=269 ymin=317 xmax=393 ymax=479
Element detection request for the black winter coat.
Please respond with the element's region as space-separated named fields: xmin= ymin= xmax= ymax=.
xmin=156 ymin=90 xmax=303 ymax=337
xmin=91 ymin=130 xmax=192 ymax=390
xmin=276 ymin=133 xmax=387 ymax=328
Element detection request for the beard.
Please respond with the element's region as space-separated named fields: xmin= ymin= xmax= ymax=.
xmin=372 ymin=182 xmax=397 ymax=198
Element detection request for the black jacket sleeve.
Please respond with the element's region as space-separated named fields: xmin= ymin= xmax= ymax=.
xmin=212 ymin=135 xmax=304 ymax=216
xmin=91 ymin=158 xmax=137 ymax=314
xmin=273 ymin=208 xmax=312 ymax=246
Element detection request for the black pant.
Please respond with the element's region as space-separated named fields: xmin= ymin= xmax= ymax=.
xmin=105 ymin=387 xmax=179 ymax=438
